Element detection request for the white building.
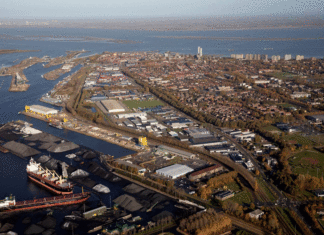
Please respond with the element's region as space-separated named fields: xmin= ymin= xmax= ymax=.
xmin=249 ymin=209 xmax=264 ymax=219
xmin=21 ymin=126 xmax=42 ymax=135
xmin=29 ymin=105 xmax=58 ymax=115
xmin=156 ymin=164 xmax=194 ymax=179
xmin=117 ymin=112 xmax=147 ymax=119
xmin=290 ymin=92 xmax=311 ymax=99
xmin=243 ymin=160 xmax=254 ymax=171
xmin=284 ymin=54 xmax=292 ymax=61
xmin=296 ymin=55 xmax=304 ymax=61
xmin=198 ymin=47 xmax=203 ymax=57
xmin=100 ymin=100 xmax=125 ymax=113
xmin=271 ymin=55 xmax=280 ymax=62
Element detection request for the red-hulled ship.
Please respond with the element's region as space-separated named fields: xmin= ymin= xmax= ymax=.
xmin=0 ymin=192 xmax=91 ymax=214
xmin=27 ymin=158 xmax=74 ymax=195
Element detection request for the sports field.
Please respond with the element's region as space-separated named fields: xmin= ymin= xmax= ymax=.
xmin=289 ymin=150 xmax=324 ymax=177
xmin=122 ymin=99 xmax=164 ymax=109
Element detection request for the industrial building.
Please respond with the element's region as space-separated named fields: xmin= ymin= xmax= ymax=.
xmin=188 ymin=164 xmax=224 ymax=181
xmin=248 ymin=209 xmax=264 ymax=219
xmin=100 ymin=100 xmax=125 ymax=113
xmin=307 ymin=114 xmax=324 ymax=124
xmin=156 ymin=164 xmax=194 ymax=179
xmin=28 ymin=105 xmax=58 ymax=115
xmin=213 ymin=191 xmax=234 ymax=201
xmin=156 ymin=145 xmax=195 ymax=159
xmin=117 ymin=112 xmax=147 ymax=119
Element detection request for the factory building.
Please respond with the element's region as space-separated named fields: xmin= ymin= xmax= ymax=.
xmin=213 ymin=191 xmax=235 ymax=201
xmin=156 ymin=164 xmax=194 ymax=179
xmin=28 ymin=105 xmax=58 ymax=115
xmin=100 ymin=100 xmax=125 ymax=113
xmin=117 ymin=112 xmax=147 ymax=119
xmin=188 ymin=164 xmax=224 ymax=181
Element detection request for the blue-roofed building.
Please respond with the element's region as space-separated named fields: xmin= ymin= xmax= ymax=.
xmin=91 ymin=95 xmax=107 ymax=102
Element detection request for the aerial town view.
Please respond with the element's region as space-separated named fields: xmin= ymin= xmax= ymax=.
xmin=1 ymin=0 xmax=324 ymax=235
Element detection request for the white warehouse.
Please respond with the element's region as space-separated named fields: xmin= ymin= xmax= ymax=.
xmin=156 ymin=164 xmax=194 ymax=179
xmin=29 ymin=105 xmax=58 ymax=115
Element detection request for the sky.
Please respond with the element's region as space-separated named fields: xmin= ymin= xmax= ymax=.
xmin=1 ymin=0 xmax=324 ymax=19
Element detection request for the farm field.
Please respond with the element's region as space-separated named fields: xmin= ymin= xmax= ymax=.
xmin=289 ymin=150 xmax=324 ymax=177
xmin=123 ymin=99 xmax=164 ymax=109
xmin=283 ymin=134 xmax=314 ymax=146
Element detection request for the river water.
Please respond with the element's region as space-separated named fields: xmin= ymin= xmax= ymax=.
xmin=0 ymin=27 xmax=323 ymax=234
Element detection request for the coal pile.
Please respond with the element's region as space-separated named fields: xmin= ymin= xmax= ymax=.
xmin=73 ymin=157 xmax=82 ymax=162
xmin=41 ymin=229 xmax=55 ymax=235
xmin=44 ymin=159 xmax=59 ymax=170
xmin=0 ymin=130 xmax=20 ymax=141
xmin=75 ymin=149 xmax=87 ymax=156
xmin=37 ymin=216 xmax=56 ymax=229
xmin=87 ymin=162 xmax=112 ymax=180
xmin=24 ymin=224 xmax=45 ymax=235
xmin=3 ymin=141 xmax=41 ymax=158
xmin=123 ymin=184 xmax=145 ymax=194
xmin=152 ymin=211 xmax=174 ymax=222
xmin=0 ymin=223 xmax=14 ymax=233
xmin=36 ymin=155 xmax=51 ymax=163
xmin=66 ymin=165 xmax=77 ymax=176
xmin=22 ymin=217 xmax=32 ymax=224
xmin=38 ymin=142 xmax=56 ymax=150
xmin=47 ymin=142 xmax=79 ymax=153
xmin=25 ymin=133 xmax=61 ymax=143
xmin=113 ymin=194 xmax=143 ymax=212
xmin=73 ymin=178 xmax=97 ymax=188
xmin=82 ymin=151 xmax=97 ymax=159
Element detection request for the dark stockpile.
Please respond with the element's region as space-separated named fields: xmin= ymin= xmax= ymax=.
xmin=73 ymin=178 xmax=97 ymax=188
xmin=73 ymin=156 xmax=82 ymax=162
xmin=82 ymin=151 xmax=97 ymax=159
xmin=87 ymin=162 xmax=112 ymax=180
xmin=41 ymin=229 xmax=55 ymax=235
xmin=113 ymin=194 xmax=143 ymax=212
xmin=25 ymin=133 xmax=61 ymax=143
xmin=61 ymin=221 xmax=79 ymax=230
xmin=44 ymin=158 xmax=59 ymax=170
xmin=24 ymin=224 xmax=45 ymax=235
xmin=75 ymin=149 xmax=87 ymax=156
xmin=37 ymin=216 xmax=56 ymax=229
xmin=3 ymin=141 xmax=41 ymax=158
xmin=123 ymin=184 xmax=145 ymax=194
xmin=36 ymin=155 xmax=51 ymax=163
xmin=38 ymin=142 xmax=56 ymax=150
xmin=47 ymin=142 xmax=79 ymax=153
xmin=0 ymin=130 xmax=20 ymax=141
xmin=0 ymin=223 xmax=14 ymax=233
xmin=152 ymin=211 xmax=174 ymax=222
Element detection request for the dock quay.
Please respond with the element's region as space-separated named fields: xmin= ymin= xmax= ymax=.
xmin=21 ymin=110 xmax=141 ymax=152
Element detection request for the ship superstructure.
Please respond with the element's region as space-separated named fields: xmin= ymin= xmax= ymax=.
xmin=27 ymin=157 xmax=73 ymax=195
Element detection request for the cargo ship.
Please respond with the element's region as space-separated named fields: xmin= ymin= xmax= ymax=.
xmin=0 ymin=192 xmax=91 ymax=214
xmin=27 ymin=158 xmax=74 ymax=195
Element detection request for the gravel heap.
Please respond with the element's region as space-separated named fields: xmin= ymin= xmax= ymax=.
xmin=113 ymin=194 xmax=143 ymax=212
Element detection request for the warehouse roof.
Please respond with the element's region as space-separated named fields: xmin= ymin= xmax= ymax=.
xmin=189 ymin=164 xmax=223 ymax=177
xmin=156 ymin=164 xmax=194 ymax=179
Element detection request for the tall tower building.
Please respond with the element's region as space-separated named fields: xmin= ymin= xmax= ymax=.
xmin=198 ymin=47 xmax=203 ymax=57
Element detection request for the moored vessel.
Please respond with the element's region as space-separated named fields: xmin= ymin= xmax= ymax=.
xmin=27 ymin=158 xmax=74 ymax=195
xmin=0 ymin=192 xmax=91 ymax=214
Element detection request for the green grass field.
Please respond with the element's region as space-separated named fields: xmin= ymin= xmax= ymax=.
xmin=123 ymin=99 xmax=164 ymax=109
xmin=271 ymin=72 xmax=298 ymax=80
xmin=229 ymin=190 xmax=252 ymax=205
xmin=278 ymin=103 xmax=296 ymax=108
xmin=289 ymin=150 xmax=324 ymax=177
xmin=263 ymin=125 xmax=282 ymax=132
xmin=308 ymin=134 xmax=324 ymax=145
xmin=283 ymin=134 xmax=314 ymax=146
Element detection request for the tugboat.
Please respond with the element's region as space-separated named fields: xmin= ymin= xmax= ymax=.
xmin=27 ymin=158 xmax=74 ymax=195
